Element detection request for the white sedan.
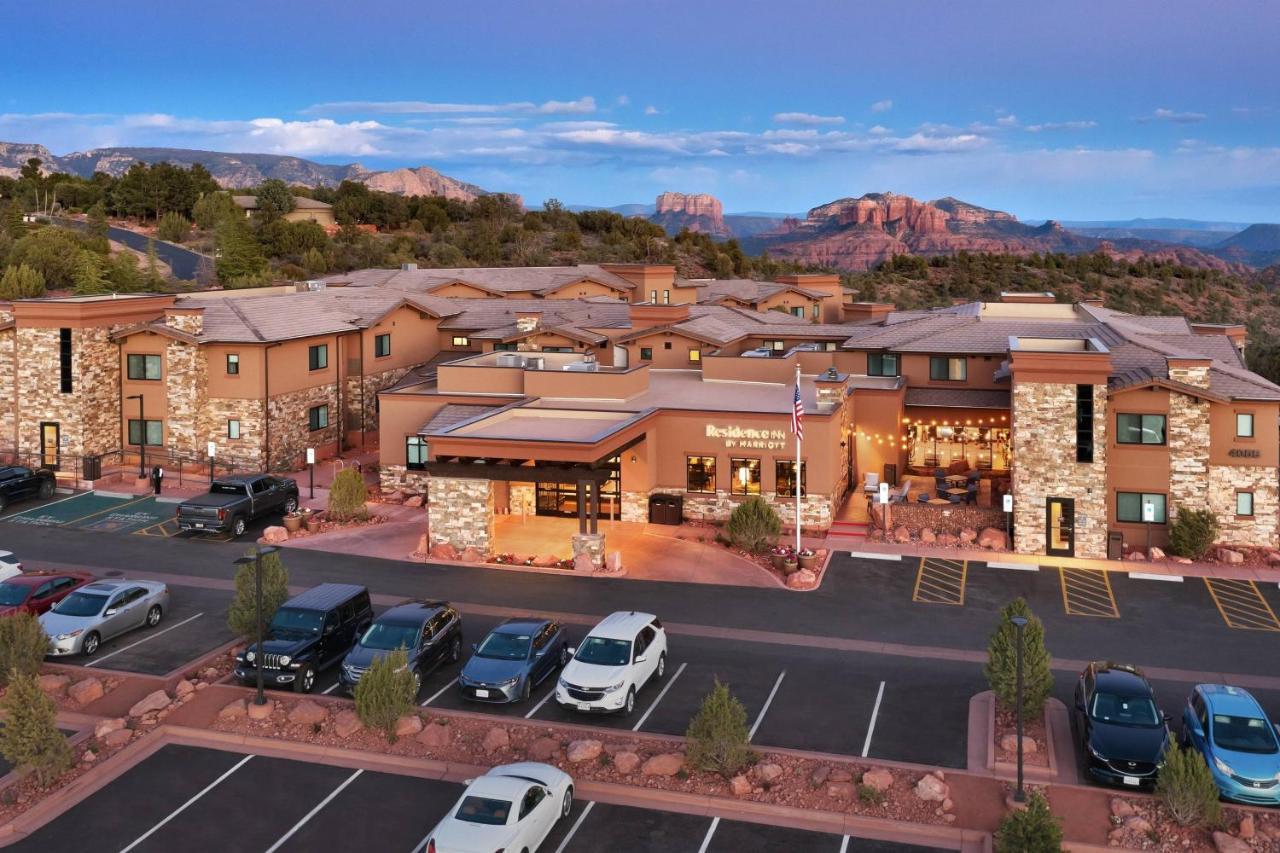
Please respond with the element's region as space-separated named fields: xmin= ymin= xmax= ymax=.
xmin=424 ymin=763 xmax=574 ymax=853
xmin=0 ymin=550 xmax=22 ymax=582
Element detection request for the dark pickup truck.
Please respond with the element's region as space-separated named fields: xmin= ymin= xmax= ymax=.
xmin=176 ymin=474 xmax=299 ymax=537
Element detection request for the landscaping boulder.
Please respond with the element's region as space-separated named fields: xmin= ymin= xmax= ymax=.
xmin=567 ymin=739 xmax=603 ymax=762
xmin=810 ymin=766 xmax=831 ymax=787
xmin=829 ymin=768 xmax=853 ymax=783
xmin=1267 ymin=551 xmax=1280 ymax=566
xmin=893 ymin=525 xmax=911 ymax=544
xmin=1218 ymin=548 xmax=1244 ymax=565
xmin=1109 ymin=798 xmax=1135 ymax=818
xmin=573 ymin=553 xmax=596 ymax=573
xmin=289 ymin=700 xmax=328 ymax=727
xmin=1148 ymin=546 xmax=1166 ymax=560
xmin=483 ymin=726 xmax=510 ymax=752
xmin=174 ymin=679 xmax=196 ymax=699
xmin=417 ymin=721 xmax=452 ymax=748
xmin=219 ymin=699 xmax=247 ymax=720
xmin=531 ymin=554 xmax=560 ymax=568
xmin=999 ymin=733 xmax=1037 ymax=755
xmin=977 ymin=527 xmax=1007 ymax=550
xmin=914 ymin=772 xmax=949 ymax=802
xmin=1212 ymin=831 xmax=1251 ymax=853
xmin=754 ymin=762 xmax=783 ymax=783
xmin=528 ymin=736 xmax=561 ymax=761
xmin=429 ymin=542 xmax=459 ymax=561
xmin=826 ymin=781 xmax=855 ymax=800
xmin=1123 ymin=816 xmax=1153 ymax=834
xmin=247 ymin=699 xmax=275 ymax=721
xmin=94 ymin=717 xmax=126 ymax=739
xmin=1238 ymin=816 xmax=1255 ymax=840
xmin=404 ymin=494 xmax=424 ymax=508
xmin=730 ymin=775 xmax=752 ymax=796
xmin=262 ymin=526 xmax=289 ymax=544
xmin=459 ymin=547 xmax=485 ymax=563
xmin=1125 ymin=550 xmax=1146 ymax=561
xmin=937 ymin=532 xmax=959 ymax=547
xmin=394 ymin=714 xmax=423 ymax=738
xmin=384 ymin=490 xmax=406 ymax=504
xmin=129 ymin=689 xmax=172 ymax=717
xmin=959 ymin=528 xmax=977 ymax=544
xmin=68 ymin=677 xmax=105 ymax=706
xmin=38 ymin=674 xmax=70 ymax=695
xmin=104 ymin=728 xmax=133 ymax=748
xmin=613 ymin=751 xmax=641 ymax=775
xmin=641 ymin=753 xmax=684 ymax=776
xmin=786 ymin=568 xmax=817 ymax=590
xmin=920 ymin=528 xmax=936 ymax=544
xmin=334 ymin=709 xmax=363 ymax=738
xmin=861 ymin=768 xmax=894 ymax=792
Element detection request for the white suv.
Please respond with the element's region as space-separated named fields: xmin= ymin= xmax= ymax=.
xmin=555 ymin=611 xmax=667 ymax=716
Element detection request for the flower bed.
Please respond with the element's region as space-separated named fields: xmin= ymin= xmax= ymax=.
xmin=992 ymin=704 xmax=1049 ymax=768
xmin=1104 ymin=795 xmax=1280 ymax=851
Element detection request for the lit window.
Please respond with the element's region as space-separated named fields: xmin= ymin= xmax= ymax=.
xmin=729 ymin=458 xmax=761 ymax=496
xmin=226 ymin=353 xmax=240 ymax=375
xmin=686 ymin=456 xmax=716 ymax=493
xmin=812 ymin=304 xmax=820 ymax=319
xmin=1116 ymin=492 xmax=1166 ymax=523
xmin=308 ymin=405 xmax=329 ymax=432
xmin=406 ymin=436 xmax=428 ymax=471
xmin=688 ymin=348 xmax=701 ymax=364
xmin=1237 ymin=492 xmax=1254 ymax=517
xmin=663 ymin=290 xmax=670 ymax=305
xmin=126 ymin=354 xmax=162 ymax=381
xmin=775 ymin=460 xmax=806 ymax=497
xmin=375 ymin=333 xmax=391 ymax=358
xmin=1116 ymin=413 xmax=1166 ymax=445
xmin=308 ymin=344 xmax=328 ymax=371
xmin=929 ymin=356 xmax=966 ymax=381
xmin=1237 ymin=413 xmax=1255 ymax=438
xmin=452 ymin=336 xmax=471 ymax=347
xmin=227 ymin=419 xmax=241 ymax=439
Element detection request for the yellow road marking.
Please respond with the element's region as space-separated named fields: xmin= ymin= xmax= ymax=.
xmin=913 ymin=558 xmax=967 ymax=606
xmin=1058 ymin=567 xmax=1119 ymax=618
xmin=62 ymin=494 xmax=154 ymax=527
xmin=1204 ymin=579 xmax=1280 ymax=631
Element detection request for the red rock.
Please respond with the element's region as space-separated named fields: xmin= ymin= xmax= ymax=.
xmin=247 ymin=699 xmax=274 ymax=720
xmin=730 ymin=775 xmax=751 ymax=796
xmin=104 ymin=728 xmax=133 ymax=748
xmin=219 ymin=699 xmax=247 ymax=719
xmin=641 ymin=753 xmax=684 ymax=776
xmin=567 ymin=739 xmax=603 ymax=762
xmin=394 ymin=714 xmax=423 ymax=737
xmin=999 ymin=734 xmax=1037 ymax=754
xmin=483 ymin=727 xmax=510 ymax=752
xmin=38 ymin=674 xmax=70 ymax=694
xmin=531 ymin=555 xmax=560 ymax=568
xmin=262 ymin=526 xmax=289 ymax=544
xmin=786 ymin=568 xmax=817 ymax=590
xmin=861 ymin=768 xmax=894 ymax=792
xmin=573 ymin=554 xmax=595 ymax=573
xmin=289 ymin=700 xmax=328 ymax=726
xmin=1125 ymin=551 xmax=1146 ymax=562
xmin=1148 ymin=546 xmax=1166 ymax=560
xmin=334 ymin=709 xmax=363 ymax=738
xmin=416 ymin=722 xmax=451 ymax=748
xmin=613 ymin=751 xmax=640 ymax=774
xmin=129 ymin=689 xmax=171 ymax=717
xmin=81 ymin=750 xmax=97 ymax=763
xmin=959 ymin=528 xmax=977 ymax=544
xmin=1123 ymin=816 xmax=1153 ymax=834
xmin=527 ymin=736 xmax=560 ymax=760
xmin=826 ymin=781 xmax=855 ymax=799
xmin=653 ymin=192 xmax=729 ymax=238
xmin=429 ymin=542 xmax=459 ymax=560
xmin=1219 ymin=548 xmax=1244 ymax=564
xmin=920 ymin=528 xmax=936 ymax=543
xmin=937 ymin=533 xmax=959 ymax=546
xmin=404 ymin=494 xmax=423 ymax=508
xmin=460 ymin=547 xmax=485 ymax=563
xmin=828 ymin=768 xmax=853 ymax=783
xmin=1212 ymin=831 xmax=1251 ymax=853
xmin=810 ymin=766 xmax=831 ymax=787
xmin=892 ymin=525 xmax=911 ymax=544
xmin=384 ymin=489 xmax=406 ymax=503
xmin=754 ymin=762 xmax=783 ymax=782
xmin=1238 ymin=816 xmax=1255 ymax=840
xmin=174 ymin=679 xmax=195 ymax=698
xmin=94 ymin=717 xmax=126 ymax=739
xmin=914 ymin=772 xmax=949 ymax=802
xmin=977 ymin=527 xmax=1007 ymax=550
xmin=68 ymin=677 xmax=105 ymax=705
xmin=1109 ymin=798 xmax=1135 ymax=818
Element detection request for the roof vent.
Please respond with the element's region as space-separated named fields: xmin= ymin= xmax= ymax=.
xmin=304 ymin=280 xmax=326 ymax=291
xmin=524 ymin=356 xmax=546 ymax=370
xmin=495 ymin=353 xmax=526 ymax=368
xmin=401 ymin=263 xmax=418 ymax=271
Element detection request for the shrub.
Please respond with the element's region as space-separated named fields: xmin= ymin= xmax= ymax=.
xmin=994 ymin=790 xmax=1063 ymax=853
xmin=156 ymin=211 xmax=191 ymax=243
xmin=227 ymin=550 xmax=290 ymax=642
xmin=0 ymin=263 xmax=46 ymax=299
xmin=984 ymin=598 xmax=1054 ymax=719
xmin=0 ymin=613 xmax=50 ymax=687
xmin=1157 ymin=741 xmax=1222 ymax=828
xmin=0 ymin=672 xmax=74 ymax=785
xmin=725 ymin=495 xmax=782 ymax=554
xmin=856 ymin=783 xmax=885 ymax=805
xmin=328 ymin=467 xmax=369 ymax=522
xmin=1168 ymin=508 xmax=1219 ymax=560
xmin=685 ymin=678 xmax=755 ymax=777
xmin=354 ymin=648 xmax=417 ymax=741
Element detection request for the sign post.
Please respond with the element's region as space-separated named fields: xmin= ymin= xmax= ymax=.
xmin=878 ymin=481 xmax=890 ymax=532
xmin=207 ymin=441 xmax=216 ymax=484
xmin=306 ymin=448 xmax=316 ymax=499
xmin=1003 ymin=493 xmax=1013 ymax=548
xmin=1142 ymin=498 xmax=1156 ymax=556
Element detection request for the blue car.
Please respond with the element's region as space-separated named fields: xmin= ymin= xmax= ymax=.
xmin=458 ymin=618 xmax=569 ymax=704
xmin=1182 ymin=684 xmax=1280 ymax=806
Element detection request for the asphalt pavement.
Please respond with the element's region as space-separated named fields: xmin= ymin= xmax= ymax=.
xmin=48 ymin=217 xmax=207 ymax=281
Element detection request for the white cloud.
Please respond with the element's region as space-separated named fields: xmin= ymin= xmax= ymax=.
xmin=615 ymin=95 xmax=630 ymax=107
xmin=996 ymin=114 xmax=1018 ymax=128
xmin=773 ymin=112 xmax=846 ymax=126
xmin=300 ymin=96 xmax=596 ymax=116
xmin=643 ymin=105 xmax=661 ymax=116
xmin=870 ymin=100 xmax=893 ymax=113
xmin=1136 ymin=107 xmax=1207 ymax=124
xmin=868 ymin=125 xmax=892 ymax=136
xmin=1025 ymin=120 xmax=1098 ymax=132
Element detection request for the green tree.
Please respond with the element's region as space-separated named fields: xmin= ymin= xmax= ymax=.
xmin=353 ymin=648 xmax=418 ymax=742
xmin=227 ymin=550 xmax=290 ymax=642
xmin=994 ymin=791 xmax=1063 ymax=853
xmin=1157 ymin=741 xmax=1222 ymax=828
xmin=156 ymin=211 xmax=191 ymax=243
xmin=86 ymin=201 xmax=109 ymax=241
xmin=106 ymin=251 xmax=143 ymax=292
xmin=0 ymin=672 xmax=74 ymax=785
xmin=9 ymin=226 xmax=85 ymax=289
xmin=5 ymin=200 xmax=24 ymax=238
xmin=72 ymin=249 xmax=109 ymax=294
xmin=984 ymin=598 xmax=1054 ymax=719
xmin=253 ymin=179 xmax=296 ymax=223
xmin=301 ymin=247 xmax=328 ymax=276
xmin=192 ymin=191 xmax=240 ymax=230
xmin=724 ymin=495 xmax=782 ymax=554
xmin=0 ymin=613 xmax=50 ymax=687
xmin=143 ymin=238 xmax=166 ymax=289
xmin=1168 ymin=508 xmax=1219 ymax=560
xmin=328 ymin=467 xmax=368 ymax=522
xmin=215 ymin=216 xmax=269 ymax=287
xmin=685 ymin=679 xmax=754 ymax=777
xmin=0 ymin=263 xmax=46 ymax=299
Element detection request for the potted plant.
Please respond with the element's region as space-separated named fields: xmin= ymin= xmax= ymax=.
xmin=797 ymin=548 xmax=818 ymax=571
xmin=282 ymin=511 xmax=304 ymax=533
xmin=304 ymin=511 xmax=324 ymax=533
xmin=769 ymin=544 xmax=794 ymax=571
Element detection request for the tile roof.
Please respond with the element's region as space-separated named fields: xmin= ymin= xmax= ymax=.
xmin=686 ymin=278 xmax=830 ymax=303
xmin=419 ymin=404 xmax=504 ymax=434
xmin=904 ymin=388 xmax=1011 ymax=409
xmin=325 ymin=264 xmax=637 ymax=295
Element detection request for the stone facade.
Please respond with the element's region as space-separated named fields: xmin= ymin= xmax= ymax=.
xmin=1168 ymin=365 xmax=1210 ymax=388
xmin=0 ymin=327 xmax=14 ymax=449
xmin=621 ymin=490 xmax=649 ymax=523
xmin=1011 ymin=381 xmax=1109 ymax=558
xmin=1206 ymin=465 xmax=1279 ymax=548
xmin=642 ymin=488 xmax=833 ymax=531
xmin=427 ymin=477 xmax=495 ymax=552
xmin=345 ymin=364 xmax=418 ymax=436
xmin=265 ymin=384 xmax=341 ymax=471
xmin=204 ymin=397 xmax=268 ymax=471
xmin=1167 ymin=391 xmax=1211 ymax=515
xmin=508 ymin=482 xmax=535 ymax=515
xmin=571 ymin=533 xmax=606 ymax=568
xmin=164 ymin=339 xmax=208 ymax=459
xmin=14 ymin=326 xmax=121 ymax=466
xmin=379 ymin=464 xmax=432 ymax=495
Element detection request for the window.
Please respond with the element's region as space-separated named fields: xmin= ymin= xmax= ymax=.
xmin=823 ymin=342 xmax=837 ymax=351
xmin=308 ymin=344 xmax=328 ymax=371
xmin=127 ymin=354 xmax=162 ymax=380
xmin=639 ymin=347 xmax=653 ymax=361
xmin=929 ymin=356 xmax=966 ymax=381
xmin=686 ymin=456 xmax=716 ymax=493
xmin=308 ymin=404 xmax=329 ymax=432
xmin=1116 ymin=492 xmax=1167 ymax=524
xmin=493 ymin=342 xmax=517 ymax=351
xmin=729 ymin=457 xmax=761 ymax=495
xmin=775 ymin=460 xmax=806 ymax=497
xmin=226 ymin=353 xmax=240 ymax=375
xmin=662 ymin=290 xmax=670 ymax=305
xmin=812 ymin=304 xmax=820 ymax=319
xmin=649 ymin=289 xmax=657 ymax=303
xmin=451 ymin=336 xmax=470 ymax=348
xmin=1237 ymin=492 xmax=1254 ymax=517
xmin=542 ymin=346 xmax=574 ymax=353
xmin=790 ymin=306 xmax=804 ymax=318
xmin=867 ymin=353 xmax=899 ymax=377
xmin=663 ymin=341 xmax=672 ymax=350
xmin=227 ymin=419 xmax=241 ymax=439
xmin=127 ymin=419 xmax=163 ymax=446
xmin=1076 ymin=384 xmax=1094 ymax=463
xmin=765 ymin=340 xmax=785 ymax=353
xmin=406 ymin=436 xmax=428 ymax=471
xmin=1237 ymin=413 xmax=1255 ymax=438
xmin=1116 ymin=413 xmax=1166 ymax=445
xmin=374 ymin=333 xmax=391 ymax=358
xmin=519 ymin=787 xmax=546 ymax=820
xmin=687 ymin=348 xmax=701 ymax=364
xmin=59 ymin=328 xmax=72 ymax=393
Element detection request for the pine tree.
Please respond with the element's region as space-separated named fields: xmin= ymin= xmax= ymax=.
xmin=5 ymin=200 xmax=24 ymax=238
xmin=0 ymin=613 xmax=50 ymax=687
xmin=86 ymin=201 xmax=109 ymax=241
xmin=0 ymin=263 xmax=46 ymax=299
xmin=143 ymin=238 xmax=166 ymax=290
xmin=994 ymin=791 xmax=1064 ymax=853
xmin=685 ymin=679 xmax=754 ymax=777
xmin=156 ymin=211 xmax=191 ymax=243
xmin=106 ymin=251 xmax=143 ymax=293
xmin=1157 ymin=741 xmax=1222 ymax=828
xmin=353 ymin=648 xmax=417 ymax=742
xmin=725 ymin=495 xmax=782 ymax=554
xmin=72 ymin=249 xmax=109 ymax=294
xmin=215 ymin=216 xmax=269 ymax=287
xmin=227 ymin=550 xmax=290 ymax=642
xmin=302 ymin=247 xmax=328 ymax=276
xmin=984 ymin=598 xmax=1054 ymax=718
xmin=0 ymin=672 xmax=74 ymax=785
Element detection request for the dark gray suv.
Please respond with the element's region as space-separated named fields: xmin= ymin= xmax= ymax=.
xmin=339 ymin=601 xmax=463 ymax=696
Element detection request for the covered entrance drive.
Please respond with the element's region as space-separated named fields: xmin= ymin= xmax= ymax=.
xmin=535 ymin=457 xmax=621 ymax=520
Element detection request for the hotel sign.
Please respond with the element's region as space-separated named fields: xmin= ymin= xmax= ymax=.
xmin=1228 ymin=448 xmax=1261 ymax=458
xmin=706 ymin=425 xmax=789 ymax=450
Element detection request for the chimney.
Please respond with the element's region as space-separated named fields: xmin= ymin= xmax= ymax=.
xmin=629 ymin=302 xmax=690 ymax=330
xmin=843 ymin=302 xmax=895 ymax=323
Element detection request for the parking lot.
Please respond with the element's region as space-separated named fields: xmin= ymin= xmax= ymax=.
xmin=0 ymin=491 xmax=275 ymax=542
xmin=10 ymin=744 xmax=939 ymax=853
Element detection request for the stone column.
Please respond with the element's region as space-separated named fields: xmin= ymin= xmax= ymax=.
xmin=571 ymin=533 xmax=606 ymax=570
xmin=427 ymin=477 xmax=495 ymax=554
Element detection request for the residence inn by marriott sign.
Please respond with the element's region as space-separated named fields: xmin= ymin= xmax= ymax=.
xmin=706 ymin=424 xmax=790 ymax=450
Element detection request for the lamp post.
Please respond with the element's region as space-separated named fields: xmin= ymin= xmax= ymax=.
xmin=207 ymin=441 xmax=217 ymax=484
xmin=1010 ymin=614 xmax=1029 ymax=803
xmin=234 ymin=545 xmax=280 ymax=707
xmin=306 ymin=447 xmax=316 ymax=499
xmin=126 ymin=394 xmax=145 ymax=479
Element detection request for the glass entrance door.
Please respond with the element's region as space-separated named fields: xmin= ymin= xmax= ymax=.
xmin=536 ymin=458 xmax=620 ymax=519
xmin=39 ymin=422 xmax=60 ymax=470
xmin=1046 ymin=497 xmax=1075 ymax=557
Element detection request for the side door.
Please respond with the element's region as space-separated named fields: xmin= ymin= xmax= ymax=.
xmin=529 ymin=624 xmax=553 ymax=682
xmin=123 ymin=587 xmax=150 ymax=629
xmin=318 ymin=610 xmax=342 ymax=667
xmin=1187 ymin=691 xmax=1210 ymax=751
xmin=634 ymin=626 xmax=658 ymax=685
xmin=27 ymin=580 xmax=54 ymax=615
xmin=10 ymin=468 xmax=36 ymax=499
xmin=248 ymin=478 xmax=271 ymax=518
xmin=1073 ymin=666 xmax=1095 ymax=745
xmin=101 ymin=589 xmax=135 ymax=638
xmin=517 ymin=785 xmax=554 ymax=847
xmin=44 ymin=577 xmax=80 ymax=613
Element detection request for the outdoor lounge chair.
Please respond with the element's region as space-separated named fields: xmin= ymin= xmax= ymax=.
xmin=863 ymin=472 xmax=880 ymax=494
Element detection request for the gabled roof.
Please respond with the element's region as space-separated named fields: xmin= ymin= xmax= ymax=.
xmin=108 ymin=320 xmax=200 ymax=345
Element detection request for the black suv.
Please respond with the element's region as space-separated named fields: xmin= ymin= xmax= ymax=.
xmin=1073 ymin=661 xmax=1171 ymax=789
xmin=338 ymin=601 xmax=463 ymax=696
xmin=235 ymin=584 xmax=373 ymax=693
xmin=0 ymin=466 xmax=56 ymax=514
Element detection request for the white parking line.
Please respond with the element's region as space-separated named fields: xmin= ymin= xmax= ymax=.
xmin=421 ymin=676 xmax=458 ymax=706
xmin=632 ymin=662 xmax=687 ymax=731
xmin=86 ymin=613 xmax=204 ymax=668
xmin=1128 ymin=572 xmax=1184 ymax=582
xmin=553 ymin=800 xmax=595 ymax=853
xmin=322 ymin=682 xmax=340 ymax=695
xmin=696 ymin=816 xmax=720 ymax=853
xmin=839 ymin=836 xmax=850 ymax=853
xmin=987 ymin=561 xmax=1039 ymax=571
xmin=748 ymin=670 xmax=786 ymax=742
xmin=264 ymin=769 xmax=363 ymax=853
xmin=861 ymin=680 xmax=886 ymax=758
xmin=846 ymin=551 xmax=901 ymax=561
xmin=117 ymin=754 xmax=254 ymax=852
xmin=525 ymin=683 xmax=557 ymax=719
xmin=4 ymin=490 xmax=85 ymax=518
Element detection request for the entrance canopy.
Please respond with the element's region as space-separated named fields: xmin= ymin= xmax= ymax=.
xmin=424 ymin=404 xmax=655 ymax=464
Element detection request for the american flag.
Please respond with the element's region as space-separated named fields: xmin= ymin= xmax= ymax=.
xmin=791 ymin=381 xmax=804 ymax=440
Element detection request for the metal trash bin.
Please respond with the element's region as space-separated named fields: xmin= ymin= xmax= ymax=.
xmin=82 ymin=455 xmax=101 ymax=481
xmin=648 ymin=493 xmax=683 ymax=525
xmin=1107 ymin=531 xmax=1123 ymax=561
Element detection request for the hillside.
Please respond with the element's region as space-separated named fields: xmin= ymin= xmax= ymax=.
xmin=1213 ymin=224 xmax=1280 ymax=268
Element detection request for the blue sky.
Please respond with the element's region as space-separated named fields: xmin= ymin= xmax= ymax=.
xmin=2 ymin=0 xmax=1277 ymax=221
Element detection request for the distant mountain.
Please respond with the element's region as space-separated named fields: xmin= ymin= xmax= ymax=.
xmin=1059 ymin=217 xmax=1250 ymax=232
xmin=1064 ymin=227 xmax=1231 ymax=248
xmin=0 ymin=141 xmax=500 ymax=202
xmin=1212 ymin=224 xmax=1280 ymax=268
xmin=650 ymin=192 xmax=730 ymax=238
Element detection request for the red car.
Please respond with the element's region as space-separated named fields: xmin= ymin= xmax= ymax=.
xmin=0 ymin=572 xmax=95 ymax=617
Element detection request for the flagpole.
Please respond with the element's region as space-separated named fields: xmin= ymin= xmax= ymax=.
xmin=795 ymin=363 xmax=802 ymax=554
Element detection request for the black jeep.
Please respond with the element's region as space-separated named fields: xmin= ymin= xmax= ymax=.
xmin=234 ymin=584 xmax=373 ymax=693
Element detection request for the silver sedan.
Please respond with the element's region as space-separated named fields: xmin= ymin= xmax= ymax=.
xmin=39 ymin=579 xmax=169 ymax=657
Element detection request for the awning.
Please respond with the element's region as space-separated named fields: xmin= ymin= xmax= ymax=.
xmin=904 ymin=388 xmax=1010 ymax=409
